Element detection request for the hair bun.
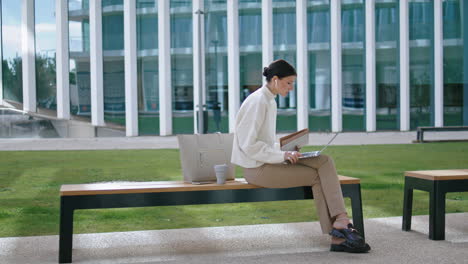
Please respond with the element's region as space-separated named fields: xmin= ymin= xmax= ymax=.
xmin=262 ymin=67 xmax=269 ymax=77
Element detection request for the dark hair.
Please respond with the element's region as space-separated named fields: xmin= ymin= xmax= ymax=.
xmin=262 ymin=59 xmax=297 ymax=82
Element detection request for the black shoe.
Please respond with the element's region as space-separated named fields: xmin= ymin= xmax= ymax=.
xmin=330 ymin=241 xmax=371 ymax=253
xmin=329 ymin=223 xmax=365 ymax=247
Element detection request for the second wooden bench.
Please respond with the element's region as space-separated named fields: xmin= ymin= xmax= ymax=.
xmin=402 ymin=169 xmax=468 ymax=240
xmin=59 ymin=176 xmax=364 ymax=263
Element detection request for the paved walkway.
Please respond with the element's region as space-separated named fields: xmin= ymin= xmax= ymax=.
xmin=0 ymin=213 xmax=467 ymax=264
xmin=1 ymin=131 xmax=467 ymax=151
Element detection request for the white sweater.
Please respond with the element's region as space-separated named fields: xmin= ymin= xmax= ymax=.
xmin=231 ymin=85 xmax=285 ymax=168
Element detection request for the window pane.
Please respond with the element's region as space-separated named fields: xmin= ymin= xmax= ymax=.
xmin=464 ymin=1 xmax=468 ymax=125
xmin=342 ymin=0 xmax=365 ymax=131
xmin=35 ymin=0 xmax=57 ymax=111
xmin=409 ymin=0 xmax=434 ymax=129
xmin=103 ymin=5 xmax=125 ymax=125
xmin=69 ymin=0 xmax=87 ymax=11
xmin=1 ymin=0 xmax=22 ymax=103
xmin=273 ymin=0 xmax=296 ymax=132
xmin=308 ymin=0 xmax=331 ymax=132
xmin=443 ymin=0 xmax=463 ymax=125
xmin=103 ymin=0 xmax=123 ymax=8
xmin=137 ymin=0 xmax=159 ymax=135
xmin=69 ymin=0 xmax=91 ymax=118
xmin=239 ymin=0 xmax=262 ymax=108
xmin=137 ymin=0 xmax=155 ymax=9
xmin=204 ymin=0 xmax=228 ymax=133
xmin=171 ymin=0 xmax=193 ymax=134
xmin=376 ymin=0 xmax=399 ymax=130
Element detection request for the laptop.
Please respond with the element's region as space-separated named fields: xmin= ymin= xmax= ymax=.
xmin=299 ymin=133 xmax=339 ymax=159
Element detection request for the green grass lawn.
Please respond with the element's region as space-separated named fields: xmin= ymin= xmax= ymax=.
xmin=0 ymin=142 xmax=468 ymax=238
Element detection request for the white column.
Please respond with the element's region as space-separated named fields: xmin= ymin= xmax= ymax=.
xmin=193 ymin=0 xmax=205 ymax=134
xmin=159 ymin=0 xmax=173 ymax=136
xmin=56 ymin=0 xmax=70 ymax=119
xmin=90 ymin=0 xmax=104 ymax=126
xmin=296 ymin=0 xmax=308 ymax=130
xmin=365 ymin=0 xmax=376 ymax=131
xmin=227 ymin=0 xmax=240 ymax=133
xmin=262 ymin=0 xmax=273 ymax=69
xmin=400 ymin=0 xmax=410 ymax=131
xmin=21 ymin=0 xmax=36 ymax=112
xmin=330 ymin=0 xmax=342 ymax=132
xmin=124 ymin=0 xmax=138 ymax=136
xmin=434 ymin=0 xmax=443 ymax=127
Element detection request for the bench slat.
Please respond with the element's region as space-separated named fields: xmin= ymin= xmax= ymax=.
xmin=405 ymin=169 xmax=468 ymax=181
xmin=61 ymin=176 xmax=360 ymax=196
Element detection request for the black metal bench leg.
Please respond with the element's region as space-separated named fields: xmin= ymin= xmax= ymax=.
xmin=429 ymin=185 xmax=446 ymax=240
xmin=402 ymin=181 xmax=413 ymax=231
xmin=349 ymin=184 xmax=365 ymax=238
xmin=59 ymin=198 xmax=74 ymax=263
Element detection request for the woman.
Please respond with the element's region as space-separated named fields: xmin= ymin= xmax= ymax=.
xmin=231 ymin=59 xmax=370 ymax=253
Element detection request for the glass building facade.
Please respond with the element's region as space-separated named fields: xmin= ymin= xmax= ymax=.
xmin=341 ymin=0 xmax=365 ymax=131
xmin=409 ymin=0 xmax=434 ymax=130
xmin=205 ymin=0 xmax=229 ymax=133
xmin=239 ymin=0 xmax=262 ymax=104
xmin=69 ymin=0 xmax=91 ymax=118
xmin=443 ymin=0 xmax=463 ymax=126
xmin=273 ymin=0 xmax=297 ymax=132
xmin=308 ymin=0 xmax=331 ymax=132
xmin=1 ymin=0 xmax=467 ymax=136
xmin=1 ymin=0 xmax=23 ymax=103
xmin=171 ymin=0 xmax=193 ymax=134
xmin=102 ymin=0 xmax=126 ymax=125
xmin=136 ymin=0 xmax=159 ymax=134
xmin=376 ymin=0 xmax=399 ymax=130
xmin=35 ymin=0 xmax=57 ymax=111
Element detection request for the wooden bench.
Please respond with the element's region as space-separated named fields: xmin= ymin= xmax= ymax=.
xmin=415 ymin=126 xmax=468 ymax=143
xmin=59 ymin=176 xmax=364 ymax=263
xmin=402 ymin=169 xmax=468 ymax=240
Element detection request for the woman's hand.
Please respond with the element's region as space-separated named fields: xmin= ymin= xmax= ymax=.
xmin=284 ymin=151 xmax=302 ymax=164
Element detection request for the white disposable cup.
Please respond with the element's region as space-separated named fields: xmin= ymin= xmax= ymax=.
xmin=214 ymin=164 xmax=228 ymax=184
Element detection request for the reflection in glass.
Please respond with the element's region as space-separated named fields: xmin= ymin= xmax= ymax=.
xmin=137 ymin=0 xmax=155 ymax=9
xmin=69 ymin=0 xmax=89 ymax=11
xmin=376 ymin=0 xmax=399 ymax=130
xmin=342 ymin=0 xmax=365 ymax=131
xmin=103 ymin=3 xmax=125 ymax=125
xmin=409 ymin=0 xmax=434 ymax=129
xmin=171 ymin=0 xmax=193 ymax=133
xmin=137 ymin=0 xmax=159 ymax=135
xmin=239 ymin=0 xmax=262 ymax=107
xmin=443 ymin=0 xmax=463 ymax=125
xmin=1 ymin=0 xmax=22 ymax=103
xmin=103 ymin=0 xmax=123 ymax=7
xmin=69 ymin=0 xmax=91 ymax=118
xmin=35 ymin=0 xmax=57 ymax=110
xmin=307 ymin=0 xmax=331 ymax=132
xmin=204 ymin=0 xmax=228 ymax=133
xmin=273 ymin=0 xmax=296 ymax=132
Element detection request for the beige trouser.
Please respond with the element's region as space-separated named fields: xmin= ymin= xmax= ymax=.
xmin=243 ymin=155 xmax=346 ymax=234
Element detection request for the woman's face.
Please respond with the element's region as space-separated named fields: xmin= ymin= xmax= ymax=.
xmin=273 ymin=75 xmax=296 ymax=97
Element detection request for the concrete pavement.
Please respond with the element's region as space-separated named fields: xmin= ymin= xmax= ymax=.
xmin=0 ymin=213 xmax=467 ymax=264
